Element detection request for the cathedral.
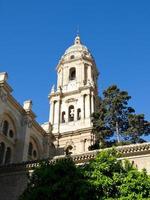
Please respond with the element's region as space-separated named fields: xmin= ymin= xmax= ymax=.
xmin=0 ymin=35 xmax=99 ymax=164
xmin=1 ymin=36 xmax=150 ymax=200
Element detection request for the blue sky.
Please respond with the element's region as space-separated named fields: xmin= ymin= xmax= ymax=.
xmin=0 ymin=0 xmax=150 ymax=124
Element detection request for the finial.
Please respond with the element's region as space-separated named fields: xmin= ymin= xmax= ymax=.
xmin=23 ymin=100 xmax=32 ymax=111
xmin=0 ymin=72 xmax=8 ymax=83
xmin=51 ymin=85 xmax=55 ymax=93
xmin=74 ymin=25 xmax=81 ymax=45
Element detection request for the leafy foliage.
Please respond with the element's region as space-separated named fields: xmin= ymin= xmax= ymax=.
xmin=92 ymin=85 xmax=150 ymax=147
xmin=20 ymin=149 xmax=150 ymax=200
xmin=83 ymin=149 xmax=150 ymax=200
xmin=19 ymin=158 xmax=95 ymax=200
xmin=126 ymin=114 xmax=150 ymax=143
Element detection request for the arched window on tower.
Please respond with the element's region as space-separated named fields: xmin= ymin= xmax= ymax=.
xmin=2 ymin=120 xmax=9 ymax=136
xmin=77 ymin=108 xmax=81 ymax=120
xmin=84 ymin=65 xmax=88 ymax=85
xmin=70 ymin=55 xmax=75 ymax=59
xmin=62 ymin=111 xmax=66 ymax=123
xmin=69 ymin=67 xmax=76 ymax=81
xmin=4 ymin=147 xmax=11 ymax=164
xmin=0 ymin=142 xmax=5 ymax=164
xmin=68 ymin=105 xmax=74 ymax=122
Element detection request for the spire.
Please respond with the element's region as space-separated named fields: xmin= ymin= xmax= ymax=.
xmin=77 ymin=25 xmax=80 ymax=36
xmin=74 ymin=25 xmax=81 ymax=44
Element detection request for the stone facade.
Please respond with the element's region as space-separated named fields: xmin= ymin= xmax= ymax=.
xmin=47 ymin=36 xmax=99 ymax=155
xmin=0 ymin=35 xmax=100 ymax=165
xmin=0 ymin=72 xmax=52 ymax=164
xmin=0 ymin=142 xmax=150 ymax=200
xmin=0 ymin=36 xmax=150 ymax=200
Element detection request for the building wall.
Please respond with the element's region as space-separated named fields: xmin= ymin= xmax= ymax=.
xmin=0 ymin=170 xmax=28 ymax=200
xmin=0 ymin=143 xmax=150 ymax=200
xmin=125 ymin=154 xmax=150 ymax=174
xmin=0 ymin=72 xmax=50 ymax=164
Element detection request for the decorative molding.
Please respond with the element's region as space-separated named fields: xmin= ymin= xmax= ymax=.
xmin=66 ymin=98 xmax=78 ymax=103
xmin=0 ymin=89 xmax=7 ymax=103
xmin=21 ymin=116 xmax=33 ymax=128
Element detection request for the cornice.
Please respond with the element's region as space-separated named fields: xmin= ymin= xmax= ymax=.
xmin=49 ymin=85 xmax=97 ymax=100
xmin=7 ymin=95 xmax=25 ymax=115
xmin=0 ymin=142 xmax=150 ymax=173
xmin=4 ymin=91 xmax=46 ymax=136
xmin=0 ymin=82 xmax=13 ymax=94
xmin=56 ymin=127 xmax=93 ymax=138
xmin=32 ymin=120 xmax=47 ymax=136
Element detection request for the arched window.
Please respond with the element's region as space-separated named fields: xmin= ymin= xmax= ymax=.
xmin=84 ymin=65 xmax=88 ymax=85
xmin=0 ymin=142 xmax=5 ymax=164
xmin=33 ymin=150 xmax=37 ymax=159
xmin=28 ymin=142 xmax=33 ymax=156
xmin=62 ymin=111 xmax=66 ymax=123
xmin=2 ymin=120 xmax=9 ymax=136
xmin=68 ymin=105 xmax=74 ymax=122
xmin=77 ymin=108 xmax=81 ymax=120
xmin=9 ymin=130 xmax=14 ymax=138
xmin=70 ymin=55 xmax=75 ymax=59
xmin=69 ymin=68 xmax=76 ymax=81
xmin=4 ymin=147 xmax=11 ymax=164
xmin=28 ymin=140 xmax=39 ymax=161
xmin=65 ymin=145 xmax=73 ymax=155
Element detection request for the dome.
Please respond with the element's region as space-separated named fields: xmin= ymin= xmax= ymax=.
xmin=62 ymin=35 xmax=94 ymax=61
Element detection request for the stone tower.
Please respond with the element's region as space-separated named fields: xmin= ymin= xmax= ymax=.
xmin=49 ymin=36 xmax=99 ymax=155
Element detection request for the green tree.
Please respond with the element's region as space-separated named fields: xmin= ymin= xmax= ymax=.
xmin=91 ymin=99 xmax=113 ymax=149
xmin=20 ymin=149 xmax=150 ymax=200
xmin=19 ymin=158 xmax=95 ymax=200
xmin=83 ymin=149 xmax=150 ymax=200
xmin=125 ymin=114 xmax=150 ymax=143
xmin=92 ymin=85 xmax=150 ymax=147
xmin=102 ymin=85 xmax=134 ymax=142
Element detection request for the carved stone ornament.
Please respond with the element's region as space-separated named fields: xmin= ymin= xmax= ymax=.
xmin=0 ymin=89 xmax=7 ymax=103
xmin=21 ymin=116 xmax=33 ymax=128
xmin=66 ymin=98 xmax=77 ymax=103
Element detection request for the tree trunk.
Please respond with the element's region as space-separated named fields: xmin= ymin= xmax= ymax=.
xmin=116 ymin=121 xmax=120 ymax=143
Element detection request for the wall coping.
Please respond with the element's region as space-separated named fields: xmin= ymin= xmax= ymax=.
xmin=0 ymin=142 xmax=150 ymax=173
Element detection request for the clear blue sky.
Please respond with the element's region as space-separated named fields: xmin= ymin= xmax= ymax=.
xmin=0 ymin=0 xmax=150 ymax=124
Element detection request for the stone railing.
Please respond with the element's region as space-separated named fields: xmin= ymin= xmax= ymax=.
xmin=0 ymin=142 xmax=150 ymax=173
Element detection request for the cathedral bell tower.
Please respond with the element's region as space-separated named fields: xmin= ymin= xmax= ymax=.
xmin=49 ymin=36 xmax=99 ymax=154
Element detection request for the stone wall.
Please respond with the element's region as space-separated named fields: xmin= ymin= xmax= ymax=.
xmin=0 ymin=142 xmax=150 ymax=200
xmin=0 ymin=170 xmax=28 ymax=200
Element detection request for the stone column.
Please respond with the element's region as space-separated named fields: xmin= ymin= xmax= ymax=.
xmin=82 ymin=64 xmax=85 ymax=85
xmin=57 ymin=99 xmax=61 ymax=125
xmin=87 ymin=93 xmax=91 ymax=118
xmin=87 ymin=65 xmax=91 ymax=81
xmin=55 ymin=97 xmax=61 ymax=133
xmin=81 ymin=95 xmax=85 ymax=119
xmin=49 ymin=101 xmax=54 ymax=124
xmin=21 ymin=115 xmax=33 ymax=161
xmin=80 ymin=139 xmax=85 ymax=152
xmin=63 ymin=67 xmax=68 ymax=86
xmin=91 ymin=93 xmax=94 ymax=114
